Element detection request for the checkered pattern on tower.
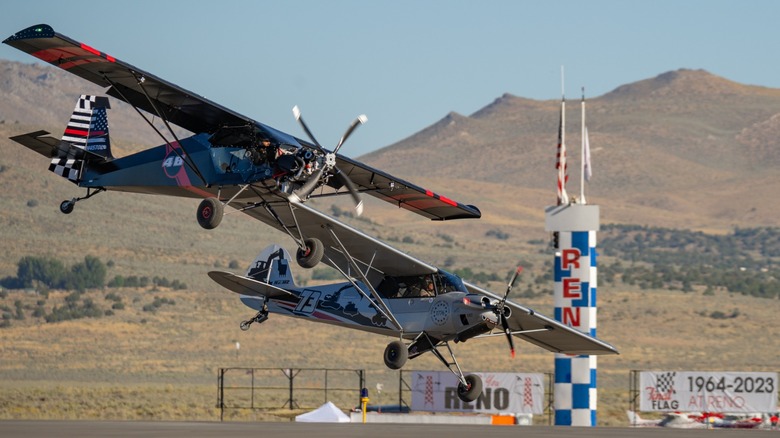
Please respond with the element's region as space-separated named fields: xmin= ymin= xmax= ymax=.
xmin=553 ymin=230 xmax=598 ymax=426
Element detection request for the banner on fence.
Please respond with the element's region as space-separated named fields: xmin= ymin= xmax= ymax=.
xmin=639 ymin=371 xmax=777 ymax=413
xmin=410 ymin=371 xmax=545 ymax=414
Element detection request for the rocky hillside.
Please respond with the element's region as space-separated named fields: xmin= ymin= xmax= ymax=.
xmin=361 ymin=68 xmax=780 ymax=230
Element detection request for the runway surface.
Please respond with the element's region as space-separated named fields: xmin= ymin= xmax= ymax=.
xmin=0 ymin=421 xmax=768 ymax=438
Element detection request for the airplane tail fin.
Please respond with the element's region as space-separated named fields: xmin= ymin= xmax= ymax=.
xmin=61 ymin=95 xmax=113 ymax=160
xmin=246 ymin=244 xmax=297 ymax=288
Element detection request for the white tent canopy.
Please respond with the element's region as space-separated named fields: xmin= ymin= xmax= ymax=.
xmin=295 ymin=401 xmax=351 ymax=423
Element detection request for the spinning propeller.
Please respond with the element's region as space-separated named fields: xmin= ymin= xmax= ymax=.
xmin=496 ymin=266 xmax=523 ymax=358
xmin=291 ymin=106 xmax=366 ymax=216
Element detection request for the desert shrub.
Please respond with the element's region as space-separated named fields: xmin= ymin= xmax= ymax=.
xmin=486 ymin=229 xmax=510 ymax=240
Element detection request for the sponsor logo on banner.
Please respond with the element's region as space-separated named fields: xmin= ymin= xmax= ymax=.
xmin=639 ymin=371 xmax=777 ymax=413
xmin=410 ymin=371 xmax=544 ymax=414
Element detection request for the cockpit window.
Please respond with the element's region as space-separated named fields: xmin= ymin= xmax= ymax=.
xmin=376 ymin=271 xmax=466 ymax=299
xmin=377 ymin=274 xmax=436 ymax=299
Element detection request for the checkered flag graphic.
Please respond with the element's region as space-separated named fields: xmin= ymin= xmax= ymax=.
xmin=49 ymin=158 xmax=81 ymax=183
xmin=655 ymin=372 xmax=677 ymax=394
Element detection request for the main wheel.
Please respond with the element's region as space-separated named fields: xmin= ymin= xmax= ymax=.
xmin=197 ymin=197 xmax=224 ymax=229
xmin=296 ymin=237 xmax=324 ymax=268
xmin=457 ymin=374 xmax=483 ymax=403
xmin=383 ymin=340 xmax=408 ymax=370
xmin=59 ymin=200 xmax=74 ymax=214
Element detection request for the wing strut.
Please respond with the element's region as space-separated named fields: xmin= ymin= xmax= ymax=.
xmin=259 ymin=203 xmax=305 ymax=250
xmin=322 ymin=224 xmax=403 ymax=332
xmin=103 ymin=74 xmax=208 ymax=185
xmin=475 ymin=327 xmax=552 ymax=339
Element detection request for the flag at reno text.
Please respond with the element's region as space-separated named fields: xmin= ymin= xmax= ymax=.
xmin=639 ymin=371 xmax=777 ymax=413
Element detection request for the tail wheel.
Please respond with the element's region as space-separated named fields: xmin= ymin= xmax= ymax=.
xmin=457 ymin=374 xmax=483 ymax=402
xmin=296 ymin=237 xmax=323 ymax=268
xmin=383 ymin=340 xmax=408 ymax=370
xmin=197 ymin=197 xmax=224 ymax=229
xmin=59 ymin=200 xmax=74 ymax=214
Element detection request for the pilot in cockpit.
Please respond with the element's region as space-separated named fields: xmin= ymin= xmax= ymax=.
xmin=253 ymin=137 xmax=279 ymax=165
xmin=421 ymin=275 xmax=435 ymax=297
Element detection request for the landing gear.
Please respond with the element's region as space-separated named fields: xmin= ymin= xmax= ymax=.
xmin=197 ymin=197 xmax=224 ymax=229
xmin=400 ymin=332 xmax=483 ymax=403
xmin=59 ymin=200 xmax=75 ymax=214
xmin=57 ymin=188 xmax=106 ymax=215
xmin=240 ymin=305 xmax=269 ymax=331
xmin=383 ymin=340 xmax=408 ymax=370
xmin=457 ymin=374 xmax=483 ymax=403
xmin=296 ymin=237 xmax=324 ymax=268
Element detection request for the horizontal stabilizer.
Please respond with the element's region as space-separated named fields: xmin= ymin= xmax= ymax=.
xmin=208 ymin=271 xmax=295 ymax=299
xmin=9 ymin=130 xmax=60 ymax=157
xmin=11 ymin=130 xmax=111 ymax=162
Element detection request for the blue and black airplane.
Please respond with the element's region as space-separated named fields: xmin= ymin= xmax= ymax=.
xmin=4 ymin=24 xmax=481 ymax=258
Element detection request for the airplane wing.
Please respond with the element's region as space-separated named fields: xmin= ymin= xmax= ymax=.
xmin=241 ymin=201 xmax=616 ymax=355
xmin=3 ymin=24 xmax=262 ymax=137
xmin=333 ymin=155 xmax=481 ymax=221
xmin=4 ymin=24 xmax=481 ymax=221
xmin=241 ymin=200 xmax=438 ymax=280
xmin=463 ymin=282 xmax=619 ymax=355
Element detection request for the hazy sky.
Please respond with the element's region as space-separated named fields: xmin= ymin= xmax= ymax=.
xmin=1 ymin=0 xmax=777 ymax=156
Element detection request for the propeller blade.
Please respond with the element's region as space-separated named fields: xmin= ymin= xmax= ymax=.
xmin=334 ymin=166 xmax=364 ymax=216
xmin=503 ymin=266 xmax=523 ymax=301
xmin=292 ymin=167 xmax=325 ymax=201
xmin=292 ymin=105 xmax=326 ymax=152
xmin=333 ymin=114 xmax=367 ymax=155
xmin=501 ymin=315 xmax=516 ymax=359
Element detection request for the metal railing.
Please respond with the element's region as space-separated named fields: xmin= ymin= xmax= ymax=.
xmin=217 ymin=367 xmax=365 ymax=421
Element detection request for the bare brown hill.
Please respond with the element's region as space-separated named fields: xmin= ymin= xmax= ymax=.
xmin=362 ymin=68 xmax=780 ymax=230
xmin=0 ymin=61 xmax=186 ymax=154
xmin=3 ymin=60 xmax=780 ymax=231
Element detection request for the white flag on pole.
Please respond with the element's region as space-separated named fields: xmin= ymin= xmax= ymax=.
xmin=584 ymin=126 xmax=592 ymax=182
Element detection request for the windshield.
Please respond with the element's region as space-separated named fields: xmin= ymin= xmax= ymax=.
xmin=437 ymin=269 xmax=467 ymax=293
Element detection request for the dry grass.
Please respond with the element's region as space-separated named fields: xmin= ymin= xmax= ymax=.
xmin=1 ymin=280 xmax=777 ymax=426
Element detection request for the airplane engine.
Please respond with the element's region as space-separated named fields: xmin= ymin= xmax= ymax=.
xmin=455 ymin=321 xmax=491 ymax=342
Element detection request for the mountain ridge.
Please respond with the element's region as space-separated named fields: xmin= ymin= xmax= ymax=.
xmin=2 ymin=60 xmax=780 ymax=233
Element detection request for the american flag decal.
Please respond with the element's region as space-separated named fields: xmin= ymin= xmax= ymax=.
xmin=61 ymin=95 xmax=112 ymax=158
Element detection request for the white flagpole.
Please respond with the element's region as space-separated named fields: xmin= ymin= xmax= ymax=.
xmin=580 ymin=87 xmax=586 ymax=204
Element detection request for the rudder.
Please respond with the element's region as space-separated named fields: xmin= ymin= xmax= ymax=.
xmin=246 ymin=244 xmax=296 ymax=288
xmin=61 ymin=94 xmax=113 ymax=159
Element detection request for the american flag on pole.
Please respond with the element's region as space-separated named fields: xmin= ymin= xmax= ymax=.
xmin=556 ymin=97 xmax=569 ymax=205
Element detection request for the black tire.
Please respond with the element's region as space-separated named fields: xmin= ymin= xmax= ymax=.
xmin=59 ymin=200 xmax=74 ymax=214
xmin=457 ymin=374 xmax=483 ymax=403
xmin=197 ymin=197 xmax=223 ymax=229
xmin=383 ymin=340 xmax=408 ymax=370
xmin=296 ymin=238 xmax=323 ymax=268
